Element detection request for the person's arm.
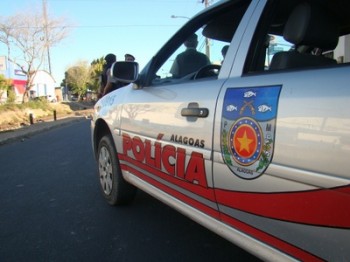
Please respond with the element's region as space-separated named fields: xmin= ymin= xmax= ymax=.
xmin=102 ymin=82 xmax=113 ymax=96
xmin=102 ymin=68 xmax=113 ymax=96
xmin=97 ymin=75 xmax=104 ymax=99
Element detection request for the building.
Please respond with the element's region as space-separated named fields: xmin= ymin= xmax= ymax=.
xmin=0 ymin=56 xmax=27 ymax=103
xmin=30 ymin=70 xmax=57 ymax=102
xmin=0 ymin=56 xmax=56 ymax=103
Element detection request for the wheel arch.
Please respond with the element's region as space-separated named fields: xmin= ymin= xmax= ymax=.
xmin=93 ymin=118 xmax=113 ymax=159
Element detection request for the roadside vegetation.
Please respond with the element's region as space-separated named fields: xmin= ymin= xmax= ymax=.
xmin=0 ymin=99 xmax=74 ymax=130
xmin=1 ymin=99 xmax=51 ymax=112
xmin=63 ymin=57 xmax=104 ymax=99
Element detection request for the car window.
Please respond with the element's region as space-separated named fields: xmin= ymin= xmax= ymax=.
xmin=154 ymin=28 xmax=229 ymax=81
xmin=148 ymin=0 xmax=252 ymax=86
xmin=244 ymin=0 xmax=350 ymax=74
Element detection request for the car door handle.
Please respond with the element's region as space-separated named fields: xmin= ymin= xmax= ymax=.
xmin=181 ymin=103 xmax=209 ymax=118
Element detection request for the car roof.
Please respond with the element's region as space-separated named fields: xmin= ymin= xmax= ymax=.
xmin=202 ymin=0 xmax=350 ymax=42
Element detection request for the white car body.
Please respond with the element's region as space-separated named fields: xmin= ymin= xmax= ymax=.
xmin=92 ymin=0 xmax=350 ymax=261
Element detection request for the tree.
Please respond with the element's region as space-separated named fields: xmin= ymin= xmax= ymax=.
xmin=64 ymin=56 xmax=104 ymax=98
xmin=0 ymin=74 xmax=12 ymax=103
xmin=89 ymin=57 xmax=104 ymax=93
xmin=65 ymin=61 xmax=91 ymax=100
xmin=0 ymin=6 xmax=71 ymax=103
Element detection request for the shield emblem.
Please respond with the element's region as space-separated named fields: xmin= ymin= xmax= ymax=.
xmin=221 ymin=86 xmax=281 ymax=179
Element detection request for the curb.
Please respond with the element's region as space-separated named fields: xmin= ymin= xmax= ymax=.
xmin=0 ymin=115 xmax=90 ymax=146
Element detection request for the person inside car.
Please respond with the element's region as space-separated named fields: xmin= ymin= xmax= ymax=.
xmin=170 ymin=33 xmax=210 ymax=78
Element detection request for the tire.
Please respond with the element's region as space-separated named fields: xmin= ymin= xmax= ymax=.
xmin=97 ymin=134 xmax=137 ymax=205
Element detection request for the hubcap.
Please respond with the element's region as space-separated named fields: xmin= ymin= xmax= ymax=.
xmin=98 ymin=146 xmax=113 ymax=195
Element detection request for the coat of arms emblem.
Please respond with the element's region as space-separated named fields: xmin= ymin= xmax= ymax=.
xmin=221 ymin=86 xmax=281 ymax=179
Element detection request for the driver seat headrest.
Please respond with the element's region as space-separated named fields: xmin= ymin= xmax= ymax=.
xmin=283 ymin=2 xmax=339 ymax=51
xmin=269 ymin=2 xmax=339 ymax=70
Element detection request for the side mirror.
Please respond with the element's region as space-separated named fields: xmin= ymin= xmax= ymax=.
xmin=110 ymin=61 xmax=139 ymax=83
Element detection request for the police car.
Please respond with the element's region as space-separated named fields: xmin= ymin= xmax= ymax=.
xmin=91 ymin=0 xmax=350 ymax=260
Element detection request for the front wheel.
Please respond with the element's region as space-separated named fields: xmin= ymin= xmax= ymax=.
xmin=97 ymin=135 xmax=137 ymax=205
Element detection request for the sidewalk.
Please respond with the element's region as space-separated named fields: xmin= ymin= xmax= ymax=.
xmin=0 ymin=114 xmax=91 ymax=146
xmin=0 ymin=101 xmax=94 ymax=146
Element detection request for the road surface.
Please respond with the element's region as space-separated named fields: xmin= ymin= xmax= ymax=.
xmin=0 ymin=120 xmax=260 ymax=262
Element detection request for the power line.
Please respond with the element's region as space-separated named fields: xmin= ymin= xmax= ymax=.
xmin=7 ymin=24 xmax=180 ymax=29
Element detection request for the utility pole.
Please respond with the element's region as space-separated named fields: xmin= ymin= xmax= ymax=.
xmin=202 ymin=0 xmax=210 ymax=59
xmin=42 ymin=0 xmax=52 ymax=74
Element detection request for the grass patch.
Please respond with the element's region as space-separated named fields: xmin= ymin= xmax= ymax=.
xmin=0 ymin=100 xmax=51 ymax=112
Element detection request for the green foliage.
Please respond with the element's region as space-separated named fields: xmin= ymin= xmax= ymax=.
xmin=64 ymin=57 xmax=104 ymax=96
xmin=26 ymin=99 xmax=51 ymax=110
xmin=0 ymin=99 xmax=50 ymax=112
xmin=7 ymin=89 xmax=16 ymax=104
xmin=89 ymin=57 xmax=104 ymax=92
xmin=0 ymin=74 xmax=11 ymax=90
xmin=0 ymin=74 xmax=12 ymax=102
xmin=65 ymin=61 xmax=91 ymax=99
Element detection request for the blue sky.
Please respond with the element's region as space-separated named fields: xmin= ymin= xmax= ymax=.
xmin=0 ymin=0 xmax=214 ymax=84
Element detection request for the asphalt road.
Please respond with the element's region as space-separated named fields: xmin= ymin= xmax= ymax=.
xmin=0 ymin=120 xmax=260 ymax=262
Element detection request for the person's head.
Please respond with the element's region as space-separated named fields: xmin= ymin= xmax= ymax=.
xmin=104 ymin=53 xmax=116 ymax=65
xmin=184 ymin=34 xmax=198 ymax=49
xmin=125 ymin=54 xmax=135 ymax=62
xmin=221 ymin=45 xmax=229 ymax=58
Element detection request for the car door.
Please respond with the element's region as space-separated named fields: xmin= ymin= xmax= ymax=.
xmin=117 ymin=0 xmax=255 ymax=219
xmin=212 ymin=0 xmax=350 ymax=260
xmin=118 ymin=78 xmax=224 ymax=217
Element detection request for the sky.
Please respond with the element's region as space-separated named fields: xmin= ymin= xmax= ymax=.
xmin=0 ymin=0 xmax=215 ymax=84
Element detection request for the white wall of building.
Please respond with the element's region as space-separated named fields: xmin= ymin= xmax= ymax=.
xmin=30 ymin=70 xmax=56 ymax=100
